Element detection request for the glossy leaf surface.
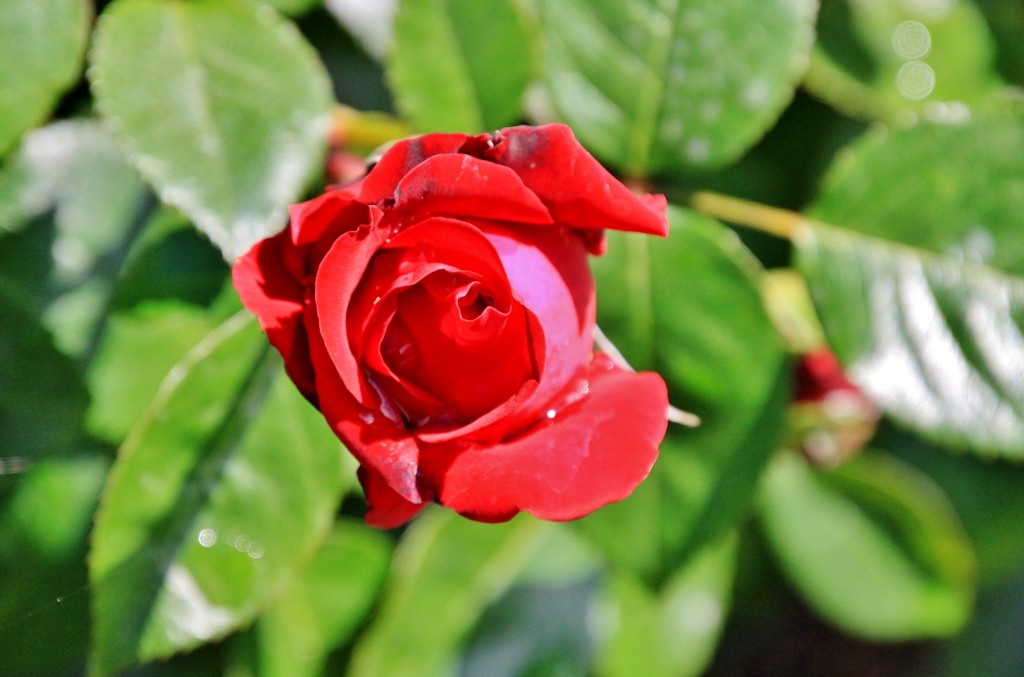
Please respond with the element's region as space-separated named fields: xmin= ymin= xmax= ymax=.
xmin=577 ymin=207 xmax=788 ymax=583
xmin=538 ymin=0 xmax=816 ymax=173
xmin=90 ymin=0 xmax=332 ymax=260
xmin=801 ymin=113 xmax=1024 ymax=457
xmin=89 ymin=313 xmax=346 ymax=675
xmin=760 ymin=452 xmax=975 ymax=640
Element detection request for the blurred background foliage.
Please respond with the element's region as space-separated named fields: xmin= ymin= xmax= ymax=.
xmin=1 ymin=0 xmax=1022 ymax=675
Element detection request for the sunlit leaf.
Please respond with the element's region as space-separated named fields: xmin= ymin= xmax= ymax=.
xmin=89 ymin=313 xmax=347 ymax=676
xmin=0 ymin=0 xmax=90 ymax=157
xmin=537 ymin=0 xmax=816 ymax=173
xmin=577 ymin=207 xmax=788 ymax=584
xmin=595 ymin=533 xmax=735 ymax=677
xmin=759 ymin=451 xmax=975 ymax=640
xmin=90 ymin=0 xmax=332 ymax=260
xmin=348 ymin=509 xmax=552 ymax=677
xmin=0 ymin=120 xmax=150 ymax=356
xmin=388 ymin=0 xmax=532 ymax=132
xmin=800 ymin=112 xmax=1024 ymax=458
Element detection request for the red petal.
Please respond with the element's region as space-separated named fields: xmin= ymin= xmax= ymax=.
xmin=357 ymin=132 xmax=472 ymax=204
xmin=484 ymin=125 xmax=669 ymax=237
xmin=288 ymin=188 xmax=368 ymax=246
xmin=232 ymin=231 xmax=316 ymax=400
xmin=314 ymin=222 xmax=390 ymax=405
xmin=306 ymin=301 xmax=425 ymax=503
xmin=392 ymin=154 xmax=552 ymax=226
xmin=358 ymin=465 xmax=427 ymax=529
xmin=435 ymin=355 xmax=668 ymax=522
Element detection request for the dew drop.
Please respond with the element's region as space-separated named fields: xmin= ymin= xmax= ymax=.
xmin=546 ymin=409 xmax=557 ymax=419
xmin=198 ymin=528 xmax=217 ymax=548
xmin=359 ymin=411 xmax=376 ymax=424
xmin=896 ymin=61 xmax=935 ymax=100
xmin=247 ymin=541 xmax=265 ymax=559
xmin=892 ymin=20 xmax=931 ymax=59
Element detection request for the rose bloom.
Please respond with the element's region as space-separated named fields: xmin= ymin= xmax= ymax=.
xmin=233 ymin=124 xmax=669 ymax=528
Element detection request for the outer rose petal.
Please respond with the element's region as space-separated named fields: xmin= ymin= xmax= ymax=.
xmin=358 ymin=465 xmax=427 ymax=528
xmin=391 ymin=154 xmax=552 ymax=226
xmin=483 ymin=124 xmax=669 ymax=237
xmin=357 ymin=132 xmax=472 ymax=204
xmin=288 ymin=188 xmax=366 ymax=246
xmin=434 ymin=354 xmax=668 ymax=523
xmin=232 ymin=230 xmax=316 ymax=399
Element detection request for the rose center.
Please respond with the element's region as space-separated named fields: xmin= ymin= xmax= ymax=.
xmin=374 ymin=270 xmax=537 ymax=428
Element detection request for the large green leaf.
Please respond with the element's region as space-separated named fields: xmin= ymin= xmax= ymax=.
xmin=759 ymin=451 xmax=975 ymax=640
xmin=0 ymin=0 xmax=90 ymax=157
xmin=594 ymin=534 xmax=735 ymax=677
xmin=0 ymin=120 xmax=151 ymax=356
xmin=799 ymin=112 xmax=1024 ymax=458
xmin=538 ymin=0 xmax=817 ymax=174
xmin=0 ymin=282 xmax=88 ymax=464
xmin=807 ymin=0 xmax=1004 ymax=119
xmin=388 ymin=0 xmax=532 ymax=133
xmin=90 ymin=0 xmax=332 ymax=261
xmin=348 ymin=509 xmax=552 ymax=677
xmin=89 ymin=313 xmax=347 ymax=676
xmin=577 ymin=207 xmax=788 ymax=584
xmin=229 ymin=520 xmax=392 ymax=677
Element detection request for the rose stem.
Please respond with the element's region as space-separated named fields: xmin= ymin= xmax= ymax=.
xmin=688 ymin=191 xmax=810 ymax=241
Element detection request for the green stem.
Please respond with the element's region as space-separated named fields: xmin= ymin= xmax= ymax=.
xmin=688 ymin=190 xmax=809 ymax=241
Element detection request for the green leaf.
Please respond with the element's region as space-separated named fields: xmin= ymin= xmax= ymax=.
xmin=0 ymin=120 xmax=151 ymax=356
xmin=86 ymin=301 xmax=217 ymax=444
xmin=807 ymin=0 xmax=1004 ymax=119
xmin=577 ymin=207 xmax=788 ymax=583
xmin=0 ymin=0 xmax=90 ymax=157
xmin=759 ymin=451 xmax=976 ymax=640
xmin=799 ymin=112 xmax=1024 ymax=458
xmin=388 ymin=0 xmax=532 ymax=132
xmin=594 ymin=533 xmax=735 ymax=677
xmin=0 ymin=453 xmax=109 ymax=677
xmin=348 ymin=509 xmax=552 ymax=677
xmin=0 ymin=282 xmax=88 ymax=463
xmin=90 ymin=0 xmax=333 ymax=261
xmin=537 ymin=0 xmax=817 ymax=174
xmin=89 ymin=312 xmax=347 ymax=676
xmin=231 ymin=520 xmax=392 ymax=677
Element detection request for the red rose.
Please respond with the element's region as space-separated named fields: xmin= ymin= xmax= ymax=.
xmin=233 ymin=124 xmax=669 ymax=527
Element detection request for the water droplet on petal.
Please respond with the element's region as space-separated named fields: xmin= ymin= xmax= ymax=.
xmin=546 ymin=409 xmax=557 ymax=419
